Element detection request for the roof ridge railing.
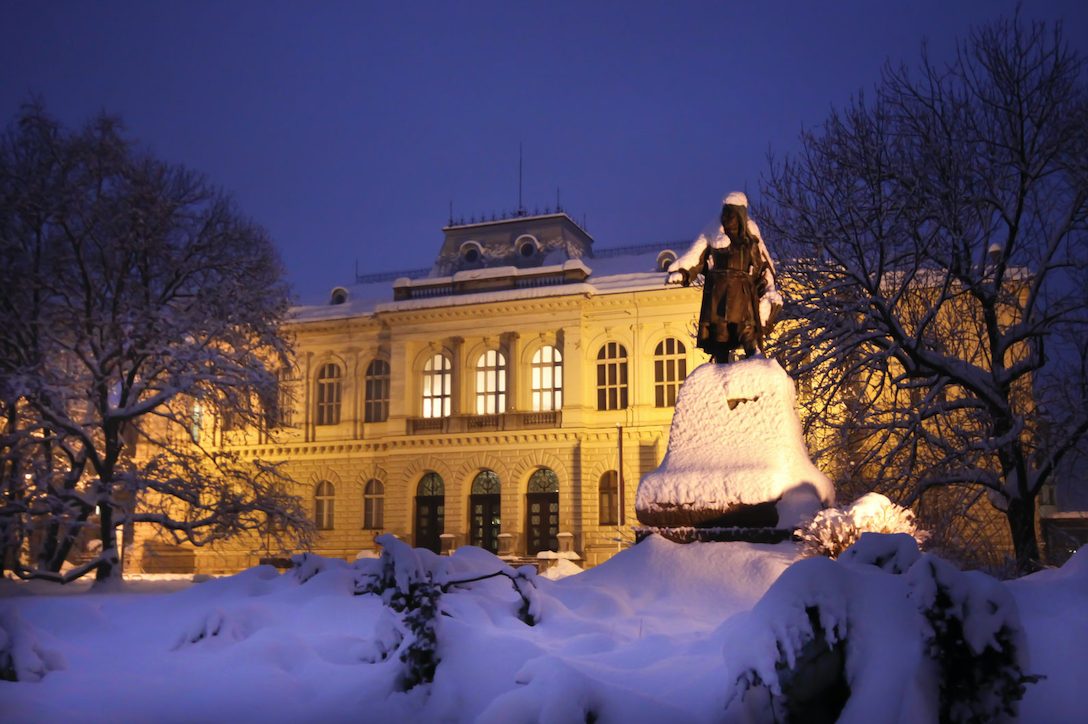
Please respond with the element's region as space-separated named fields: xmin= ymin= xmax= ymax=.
xmin=593 ymin=241 xmax=687 ymax=258
xmin=355 ymin=267 xmax=431 ymax=284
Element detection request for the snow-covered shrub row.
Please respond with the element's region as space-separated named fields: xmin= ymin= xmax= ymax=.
xmin=796 ymin=493 xmax=928 ymax=559
xmin=720 ymin=533 xmax=1038 ymax=723
xmin=354 ymin=534 xmax=540 ymax=689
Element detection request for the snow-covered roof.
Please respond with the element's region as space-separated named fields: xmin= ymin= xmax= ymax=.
xmin=291 ymin=242 xmax=685 ymax=322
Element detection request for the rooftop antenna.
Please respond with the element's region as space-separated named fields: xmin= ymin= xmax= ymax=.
xmin=556 ymin=186 xmax=561 ymax=212
xmin=517 ymin=143 xmax=525 ymax=216
xmin=448 ymin=200 xmax=453 ymax=226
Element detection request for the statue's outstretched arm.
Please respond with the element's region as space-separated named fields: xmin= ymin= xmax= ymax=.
xmin=666 ymin=235 xmax=709 ymax=286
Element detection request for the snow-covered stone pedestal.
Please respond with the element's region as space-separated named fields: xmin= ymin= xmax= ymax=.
xmin=635 ymin=358 xmax=833 ymax=541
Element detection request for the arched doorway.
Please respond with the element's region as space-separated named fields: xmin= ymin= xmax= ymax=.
xmin=414 ymin=472 xmax=445 ymax=553
xmin=469 ymin=470 xmax=501 ymax=553
xmin=526 ymin=468 xmax=559 ymax=554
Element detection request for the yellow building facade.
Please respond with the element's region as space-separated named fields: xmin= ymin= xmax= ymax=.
xmin=138 ymin=213 xmax=704 ymax=573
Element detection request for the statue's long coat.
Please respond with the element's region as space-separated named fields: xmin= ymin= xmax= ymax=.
xmin=687 ymin=237 xmax=770 ymax=357
xmin=670 ymin=204 xmax=777 ymax=359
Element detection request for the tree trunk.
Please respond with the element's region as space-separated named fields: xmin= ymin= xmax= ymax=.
xmin=1006 ymin=496 xmax=1041 ymax=575
xmin=95 ymin=499 xmax=119 ymax=581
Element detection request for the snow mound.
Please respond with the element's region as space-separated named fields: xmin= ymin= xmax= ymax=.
xmin=0 ymin=607 xmax=66 ymax=682
xmin=6 ymin=537 xmax=1082 ymax=722
xmin=636 ymin=359 xmax=832 ymax=527
xmin=539 ymin=559 xmax=583 ymax=580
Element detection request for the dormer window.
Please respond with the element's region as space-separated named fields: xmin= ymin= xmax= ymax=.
xmin=514 ymin=234 xmax=539 ymax=259
xmin=330 ymin=287 xmax=349 ymax=305
xmin=657 ymin=250 xmax=677 ymax=272
xmin=460 ymin=241 xmax=483 ymax=264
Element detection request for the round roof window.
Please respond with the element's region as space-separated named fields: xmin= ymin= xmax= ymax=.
xmin=460 ymin=241 xmax=483 ymax=264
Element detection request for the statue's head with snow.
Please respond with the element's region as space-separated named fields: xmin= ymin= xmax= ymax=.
xmin=666 ymin=191 xmax=783 ymax=363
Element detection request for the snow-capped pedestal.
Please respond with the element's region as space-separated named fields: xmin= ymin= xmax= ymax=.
xmin=636 ymin=358 xmax=833 ymax=530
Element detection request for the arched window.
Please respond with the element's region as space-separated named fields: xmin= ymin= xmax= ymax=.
xmin=527 ymin=468 xmax=559 ymax=493
xmin=315 ymin=480 xmax=335 ymax=530
xmin=418 ymin=472 xmax=445 ymax=497
xmin=470 ymin=470 xmax=502 ymax=553
xmin=422 ymin=354 xmax=452 ymax=418
xmin=475 ymin=350 xmax=507 ymax=415
xmin=598 ymin=471 xmax=618 ymax=525
xmin=315 ymin=363 xmax=342 ymax=426
xmin=596 ymin=342 xmax=629 ymax=411
xmin=219 ymin=406 xmax=236 ymax=433
xmin=531 ymin=345 xmax=563 ymax=412
xmin=415 ymin=472 xmax=445 ymax=553
xmin=654 ymin=338 xmax=687 ymax=407
xmin=364 ymin=359 xmax=390 ymax=423
xmin=471 ymin=470 xmax=502 ymax=494
xmin=527 ymin=468 xmax=560 ymax=554
xmin=363 ymin=479 xmax=384 ymax=529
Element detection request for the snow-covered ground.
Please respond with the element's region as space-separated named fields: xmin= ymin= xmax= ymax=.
xmin=2 ymin=536 xmax=1086 ymax=723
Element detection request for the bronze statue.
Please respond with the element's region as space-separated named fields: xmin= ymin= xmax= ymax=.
xmin=667 ymin=192 xmax=781 ymax=363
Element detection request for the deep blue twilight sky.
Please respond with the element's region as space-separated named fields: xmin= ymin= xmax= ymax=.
xmin=2 ymin=1 xmax=1086 ymax=302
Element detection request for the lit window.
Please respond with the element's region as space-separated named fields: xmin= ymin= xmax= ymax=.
xmin=531 ymin=346 xmax=563 ymax=412
xmin=190 ymin=402 xmax=204 ymax=442
xmin=654 ymin=338 xmax=687 ymax=407
xmin=363 ymin=479 xmax=384 ymax=529
xmin=315 ymin=480 xmax=335 ymax=530
xmin=422 ymin=354 xmax=452 ymax=418
xmin=315 ymin=363 xmax=342 ymax=426
xmin=596 ymin=342 xmax=629 ymax=411
xmin=475 ymin=350 xmax=507 ymax=415
xmin=364 ymin=359 xmax=390 ymax=423
xmin=598 ymin=471 xmax=618 ymax=525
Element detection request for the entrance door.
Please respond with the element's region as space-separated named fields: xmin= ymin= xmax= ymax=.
xmin=526 ymin=468 xmax=560 ymax=554
xmin=469 ymin=470 xmax=501 ymax=554
xmin=414 ymin=472 xmax=445 ymax=553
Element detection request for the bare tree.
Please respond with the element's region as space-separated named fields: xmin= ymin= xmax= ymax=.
xmin=763 ymin=15 xmax=1088 ymax=574
xmin=0 ymin=105 xmax=312 ymax=583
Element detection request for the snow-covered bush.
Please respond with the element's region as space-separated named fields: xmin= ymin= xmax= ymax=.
xmin=290 ymin=552 xmax=329 ymax=584
xmin=722 ymin=539 xmax=1038 ymax=722
xmin=173 ymin=608 xmax=254 ymax=650
xmin=797 ymin=493 xmax=927 ymax=559
xmin=354 ymin=535 xmax=443 ymax=689
xmin=839 ymin=532 xmax=922 ymax=574
xmin=907 ymin=555 xmax=1040 ymax=722
xmin=0 ymin=608 xmax=64 ymax=682
xmin=354 ymin=535 xmax=542 ymax=690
